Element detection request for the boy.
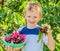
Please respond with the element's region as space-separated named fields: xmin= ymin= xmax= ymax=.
xmin=18 ymin=2 xmax=55 ymax=51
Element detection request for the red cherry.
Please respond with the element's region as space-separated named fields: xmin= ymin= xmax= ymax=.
xmin=5 ymin=37 xmax=11 ymax=43
xmin=44 ymin=30 xmax=47 ymax=34
xmin=40 ymin=27 xmax=48 ymax=34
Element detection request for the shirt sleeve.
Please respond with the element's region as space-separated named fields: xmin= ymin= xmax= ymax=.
xmin=42 ymin=34 xmax=48 ymax=45
xmin=17 ymin=26 xmax=25 ymax=32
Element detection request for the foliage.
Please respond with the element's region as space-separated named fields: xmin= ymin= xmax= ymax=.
xmin=0 ymin=0 xmax=60 ymax=51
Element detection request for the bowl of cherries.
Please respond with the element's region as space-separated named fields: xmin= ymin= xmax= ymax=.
xmin=2 ymin=30 xmax=26 ymax=48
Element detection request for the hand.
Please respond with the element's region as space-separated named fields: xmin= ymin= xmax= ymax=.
xmin=42 ymin=24 xmax=51 ymax=34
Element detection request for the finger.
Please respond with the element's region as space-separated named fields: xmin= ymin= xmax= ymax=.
xmin=13 ymin=48 xmax=15 ymax=51
xmin=11 ymin=47 xmax=14 ymax=51
xmin=8 ymin=46 xmax=10 ymax=51
xmin=10 ymin=47 xmax=12 ymax=51
xmin=43 ymin=24 xmax=51 ymax=29
xmin=42 ymin=24 xmax=47 ymax=27
xmin=5 ymin=46 xmax=7 ymax=51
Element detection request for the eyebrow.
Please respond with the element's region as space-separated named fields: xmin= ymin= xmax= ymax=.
xmin=27 ymin=15 xmax=30 ymax=16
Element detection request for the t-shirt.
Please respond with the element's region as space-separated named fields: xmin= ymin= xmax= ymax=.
xmin=18 ymin=25 xmax=48 ymax=51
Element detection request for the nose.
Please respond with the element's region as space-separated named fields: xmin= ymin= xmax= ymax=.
xmin=30 ymin=18 xmax=34 ymax=22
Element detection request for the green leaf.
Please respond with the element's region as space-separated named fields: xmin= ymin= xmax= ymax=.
xmin=1 ymin=8 xmax=5 ymax=18
xmin=37 ymin=31 xmax=43 ymax=42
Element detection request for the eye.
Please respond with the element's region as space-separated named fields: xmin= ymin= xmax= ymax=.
xmin=34 ymin=16 xmax=37 ymax=18
xmin=28 ymin=16 xmax=31 ymax=18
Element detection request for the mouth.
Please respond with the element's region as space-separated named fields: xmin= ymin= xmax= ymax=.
xmin=29 ymin=22 xmax=35 ymax=24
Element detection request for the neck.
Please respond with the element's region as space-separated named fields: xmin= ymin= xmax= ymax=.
xmin=27 ymin=24 xmax=38 ymax=29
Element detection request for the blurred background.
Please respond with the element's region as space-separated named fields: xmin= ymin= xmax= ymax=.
xmin=0 ymin=0 xmax=60 ymax=51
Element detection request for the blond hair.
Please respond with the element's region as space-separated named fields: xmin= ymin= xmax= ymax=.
xmin=25 ymin=2 xmax=42 ymax=15
xmin=24 ymin=2 xmax=42 ymax=19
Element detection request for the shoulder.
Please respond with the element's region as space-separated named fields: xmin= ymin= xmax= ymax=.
xmin=17 ymin=26 xmax=26 ymax=32
xmin=37 ymin=25 xmax=40 ymax=27
xmin=36 ymin=25 xmax=41 ymax=29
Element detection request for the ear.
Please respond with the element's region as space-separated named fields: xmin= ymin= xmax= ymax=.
xmin=24 ymin=12 xmax=26 ymax=17
xmin=39 ymin=14 xmax=43 ymax=20
xmin=24 ymin=12 xmax=27 ymax=20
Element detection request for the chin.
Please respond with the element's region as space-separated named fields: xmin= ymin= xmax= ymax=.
xmin=30 ymin=24 xmax=37 ymax=26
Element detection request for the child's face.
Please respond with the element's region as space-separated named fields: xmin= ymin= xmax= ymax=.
xmin=25 ymin=10 xmax=40 ymax=27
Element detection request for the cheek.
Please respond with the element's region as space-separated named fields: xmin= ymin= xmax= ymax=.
xmin=25 ymin=17 xmax=29 ymax=22
xmin=24 ymin=15 xmax=28 ymax=21
xmin=35 ymin=18 xmax=40 ymax=22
